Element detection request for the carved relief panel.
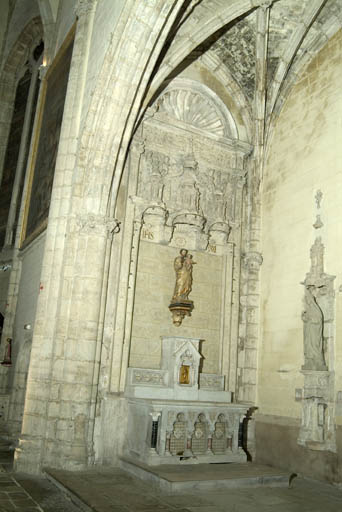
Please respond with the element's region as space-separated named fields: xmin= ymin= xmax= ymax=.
xmin=137 ymin=148 xmax=242 ymax=229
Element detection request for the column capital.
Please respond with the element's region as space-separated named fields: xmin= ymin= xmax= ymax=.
xmin=259 ymin=1 xmax=274 ymax=10
xmin=75 ymin=0 xmax=97 ymax=18
xmin=243 ymin=251 xmax=263 ymax=271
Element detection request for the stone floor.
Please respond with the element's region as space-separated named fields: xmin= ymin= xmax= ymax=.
xmin=0 ymin=442 xmax=80 ymax=512
xmin=44 ymin=466 xmax=342 ymax=512
xmin=1 ymin=443 xmax=342 ymax=511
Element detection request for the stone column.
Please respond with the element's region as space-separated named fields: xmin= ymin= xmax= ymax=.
xmin=109 ymin=136 xmax=145 ymax=394
xmin=14 ymin=0 xmax=100 ymax=474
xmin=228 ymin=171 xmax=247 ymax=394
xmin=237 ymin=2 xmax=271 ymax=403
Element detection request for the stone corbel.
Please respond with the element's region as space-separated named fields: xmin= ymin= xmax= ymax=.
xmin=141 ymin=206 xmax=172 ymax=244
xmin=208 ymin=221 xmax=231 ymax=255
xmin=170 ymin=213 xmax=208 ymax=251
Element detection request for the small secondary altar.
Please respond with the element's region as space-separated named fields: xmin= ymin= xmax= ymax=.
xmin=124 ymin=336 xmax=250 ymax=465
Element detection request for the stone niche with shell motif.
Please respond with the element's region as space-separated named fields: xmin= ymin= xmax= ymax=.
xmin=126 ymin=77 xmax=252 ymax=380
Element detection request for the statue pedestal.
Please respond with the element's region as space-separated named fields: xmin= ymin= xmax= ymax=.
xmin=168 ymin=300 xmax=194 ymax=326
xmin=297 ymin=370 xmax=336 ymax=452
xmin=124 ymin=336 xmax=249 ymax=465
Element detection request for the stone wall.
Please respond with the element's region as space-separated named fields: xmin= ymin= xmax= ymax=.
xmin=258 ymin=29 xmax=342 ymax=478
xmin=256 ymin=415 xmax=342 ymax=484
xmin=6 ymin=233 xmax=45 ymax=437
xmin=0 ymin=272 xmax=9 ymax=319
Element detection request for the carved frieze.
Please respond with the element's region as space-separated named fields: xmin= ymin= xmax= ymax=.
xmin=137 ymin=148 xmax=241 ymax=238
xmin=69 ymin=214 xmax=120 ymax=238
xmin=199 ymin=373 xmax=225 ymax=391
xmin=131 ymin=369 xmax=167 ymax=387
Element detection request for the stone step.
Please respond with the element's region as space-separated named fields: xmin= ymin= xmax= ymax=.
xmin=119 ymin=458 xmax=291 ymax=493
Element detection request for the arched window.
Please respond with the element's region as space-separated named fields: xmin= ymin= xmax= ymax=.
xmin=0 ymin=39 xmax=44 ymax=248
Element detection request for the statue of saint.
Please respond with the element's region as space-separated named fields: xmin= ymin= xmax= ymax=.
xmin=172 ymin=249 xmax=196 ymax=301
xmin=302 ymin=287 xmax=326 ymax=371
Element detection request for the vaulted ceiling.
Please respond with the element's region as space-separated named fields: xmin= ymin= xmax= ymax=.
xmin=148 ymin=0 xmax=342 ymax=143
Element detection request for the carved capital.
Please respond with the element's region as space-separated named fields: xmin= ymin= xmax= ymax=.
xmin=75 ymin=0 xmax=97 ymax=18
xmin=243 ymin=251 xmax=263 ymax=271
xmin=259 ymin=0 xmax=274 ymax=10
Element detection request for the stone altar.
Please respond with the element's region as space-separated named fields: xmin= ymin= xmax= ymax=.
xmin=124 ymin=336 xmax=249 ymax=465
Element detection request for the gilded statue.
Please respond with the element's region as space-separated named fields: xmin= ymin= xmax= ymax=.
xmin=172 ymin=249 xmax=196 ymax=301
xmin=302 ymin=287 xmax=326 ymax=371
xmin=169 ymin=249 xmax=196 ymax=326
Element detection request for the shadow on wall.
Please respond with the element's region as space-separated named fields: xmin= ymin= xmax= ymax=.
xmin=255 ymin=418 xmax=342 ymax=484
